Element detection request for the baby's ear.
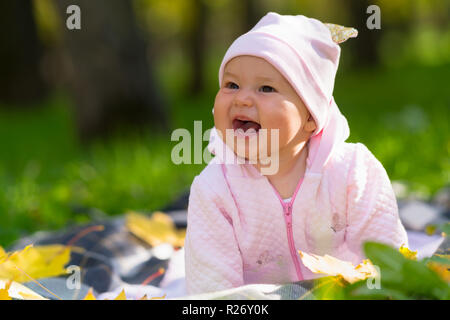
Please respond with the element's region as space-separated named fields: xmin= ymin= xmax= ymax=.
xmin=305 ymin=115 xmax=317 ymax=132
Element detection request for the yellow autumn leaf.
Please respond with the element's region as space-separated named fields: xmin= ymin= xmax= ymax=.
xmin=0 ymin=244 xmax=33 ymax=265
xmin=137 ymin=293 xmax=167 ymax=300
xmin=399 ymin=245 xmax=417 ymax=260
xmin=427 ymin=261 xmax=450 ymax=283
xmin=425 ymin=224 xmax=437 ymax=236
xmin=298 ymin=250 xmax=378 ymax=283
xmin=427 ymin=254 xmax=450 ymax=283
xmin=18 ymin=291 xmax=46 ymax=300
xmin=83 ymin=288 xmax=97 ymax=300
xmin=0 ymin=279 xmax=47 ymax=300
xmin=126 ymin=211 xmax=186 ymax=247
xmin=150 ymin=293 xmax=166 ymax=300
xmin=114 ymin=289 xmax=127 ymax=300
xmin=0 ymin=280 xmax=12 ymax=300
xmin=0 ymin=244 xmax=71 ymax=282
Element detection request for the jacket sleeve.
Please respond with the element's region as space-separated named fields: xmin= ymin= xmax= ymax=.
xmin=184 ymin=175 xmax=244 ymax=295
xmin=345 ymin=143 xmax=409 ymax=261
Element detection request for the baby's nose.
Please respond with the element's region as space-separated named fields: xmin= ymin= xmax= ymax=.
xmin=234 ymin=88 xmax=254 ymax=107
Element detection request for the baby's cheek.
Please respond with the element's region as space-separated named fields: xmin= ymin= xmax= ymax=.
xmin=264 ymin=114 xmax=300 ymax=146
xmin=213 ymin=100 xmax=229 ymax=130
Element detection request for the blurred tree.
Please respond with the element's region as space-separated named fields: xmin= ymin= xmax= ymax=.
xmin=54 ymin=0 xmax=167 ymax=141
xmin=0 ymin=0 xmax=48 ymax=104
xmin=343 ymin=0 xmax=382 ymax=67
xmin=185 ymin=0 xmax=262 ymax=97
xmin=185 ymin=0 xmax=209 ymax=96
xmin=242 ymin=0 xmax=266 ymax=32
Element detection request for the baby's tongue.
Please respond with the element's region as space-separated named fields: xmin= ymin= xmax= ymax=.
xmin=241 ymin=121 xmax=261 ymax=132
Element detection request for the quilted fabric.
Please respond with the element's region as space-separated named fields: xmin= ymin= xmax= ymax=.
xmin=184 ymin=139 xmax=408 ymax=295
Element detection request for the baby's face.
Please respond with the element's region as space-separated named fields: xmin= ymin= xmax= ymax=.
xmin=214 ymin=55 xmax=316 ymax=161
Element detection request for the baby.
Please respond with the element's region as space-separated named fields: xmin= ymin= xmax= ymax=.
xmin=184 ymin=12 xmax=408 ymax=295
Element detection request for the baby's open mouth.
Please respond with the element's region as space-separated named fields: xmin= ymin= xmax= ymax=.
xmin=232 ymin=118 xmax=261 ymax=133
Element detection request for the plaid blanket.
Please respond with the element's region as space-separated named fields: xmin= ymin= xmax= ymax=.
xmin=6 ymin=205 xmax=449 ymax=300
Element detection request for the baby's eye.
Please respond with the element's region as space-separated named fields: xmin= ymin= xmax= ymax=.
xmin=260 ymin=85 xmax=276 ymax=93
xmin=225 ymin=82 xmax=239 ymax=89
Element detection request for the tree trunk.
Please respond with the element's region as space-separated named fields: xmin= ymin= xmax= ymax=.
xmin=185 ymin=0 xmax=208 ymax=97
xmin=0 ymin=0 xmax=48 ymax=104
xmin=55 ymin=0 xmax=167 ymax=142
xmin=242 ymin=0 xmax=265 ymax=33
xmin=344 ymin=0 xmax=382 ymax=67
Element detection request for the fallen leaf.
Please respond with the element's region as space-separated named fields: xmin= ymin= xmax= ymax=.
xmin=425 ymin=224 xmax=437 ymax=236
xmin=298 ymin=250 xmax=378 ymax=283
xmin=114 ymin=289 xmax=127 ymax=300
xmin=126 ymin=211 xmax=185 ymax=247
xmin=0 ymin=244 xmax=71 ymax=283
xmin=426 ymin=255 xmax=450 ymax=283
xmin=83 ymin=288 xmax=97 ymax=300
xmin=150 ymin=293 xmax=166 ymax=300
xmin=427 ymin=262 xmax=450 ymax=283
xmin=0 ymin=279 xmax=47 ymax=300
xmin=0 ymin=245 xmax=33 ymax=265
xmin=0 ymin=280 xmax=12 ymax=300
xmin=399 ymin=245 xmax=417 ymax=260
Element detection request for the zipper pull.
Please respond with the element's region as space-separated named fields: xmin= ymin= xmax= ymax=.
xmin=284 ymin=203 xmax=292 ymax=216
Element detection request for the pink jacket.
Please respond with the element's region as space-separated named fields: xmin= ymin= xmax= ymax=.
xmin=184 ymin=129 xmax=408 ymax=295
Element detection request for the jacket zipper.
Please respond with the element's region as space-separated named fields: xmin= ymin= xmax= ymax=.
xmin=281 ymin=201 xmax=304 ymax=281
xmin=221 ymin=163 xmax=305 ymax=281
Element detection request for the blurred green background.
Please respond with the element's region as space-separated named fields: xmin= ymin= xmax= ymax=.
xmin=0 ymin=0 xmax=449 ymax=247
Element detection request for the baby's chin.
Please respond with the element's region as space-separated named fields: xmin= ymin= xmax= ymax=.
xmin=216 ymin=126 xmax=259 ymax=141
xmin=225 ymin=131 xmax=276 ymax=162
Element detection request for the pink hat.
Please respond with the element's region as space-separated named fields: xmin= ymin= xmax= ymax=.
xmin=214 ymin=12 xmax=357 ymax=174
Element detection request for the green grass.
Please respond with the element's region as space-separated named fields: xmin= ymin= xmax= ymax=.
xmin=334 ymin=62 xmax=450 ymax=196
xmin=0 ymin=62 xmax=448 ymax=247
xmin=0 ymin=94 xmax=207 ymax=247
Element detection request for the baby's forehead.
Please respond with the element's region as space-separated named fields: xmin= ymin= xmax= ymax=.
xmin=224 ymin=55 xmax=285 ymax=81
xmin=225 ymin=55 xmax=274 ymax=70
